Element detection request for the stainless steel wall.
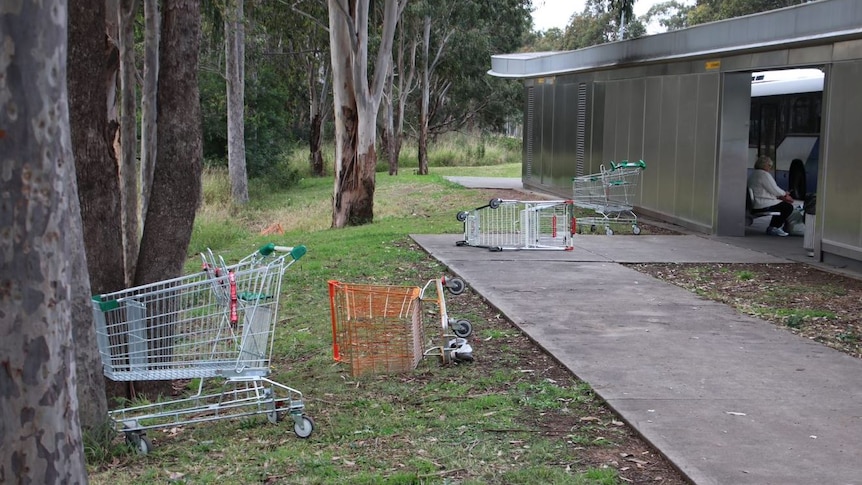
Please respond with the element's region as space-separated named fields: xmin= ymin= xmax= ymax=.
xmin=820 ymin=59 xmax=862 ymax=263
xmin=524 ymin=71 xmax=723 ymax=232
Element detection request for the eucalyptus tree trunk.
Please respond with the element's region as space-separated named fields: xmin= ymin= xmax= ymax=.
xmin=328 ymin=0 xmax=403 ymax=227
xmin=119 ymin=0 xmax=139 ymax=285
xmin=308 ymin=51 xmax=330 ymax=177
xmin=225 ymin=0 xmax=248 ymax=204
xmin=141 ymin=0 xmax=159 ymax=223
xmin=69 ymin=0 xmax=128 ymax=404
xmin=384 ymin=17 xmax=417 ymax=175
xmin=131 ymin=0 xmax=203 ymax=400
xmin=0 ymin=2 xmax=88 ymax=481
xmin=417 ymin=15 xmax=452 ymax=175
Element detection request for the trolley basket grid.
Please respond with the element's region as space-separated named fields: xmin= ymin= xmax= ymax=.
xmin=572 ymin=160 xmax=646 ymax=235
xmin=328 ymin=281 xmax=425 ymax=377
xmin=91 ymin=244 xmax=313 ymax=453
xmin=456 ymin=198 xmax=575 ymax=251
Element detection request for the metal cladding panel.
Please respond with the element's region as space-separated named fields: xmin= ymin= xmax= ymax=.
xmin=821 ymin=62 xmax=862 ymax=249
xmin=602 ymin=82 xmax=619 ymax=166
xmin=657 ymin=77 xmax=680 ymax=215
xmin=716 ymin=73 xmax=752 ymax=236
xmin=551 ymin=83 xmax=580 ymax=190
xmin=589 ymin=83 xmax=606 ymax=176
xmin=641 ymin=78 xmax=664 ymax=210
xmin=627 ymin=78 xmax=646 ymax=161
xmin=692 ymin=75 xmax=721 ymax=223
xmin=675 ymin=76 xmax=700 ymax=221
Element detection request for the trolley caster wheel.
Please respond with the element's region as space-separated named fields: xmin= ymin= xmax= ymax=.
xmin=293 ymin=415 xmax=315 ymax=439
xmin=125 ymin=432 xmax=154 ymax=455
xmin=444 ymin=277 xmax=466 ymax=295
xmin=456 ymin=211 xmax=469 ymax=222
xmin=266 ymin=403 xmax=285 ymax=424
xmin=452 ymin=319 xmax=473 ymax=338
xmin=605 ymin=227 xmax=614 ymax=236
xmin=489 ymin=198 xmax=502 ymax=209
xmin=590 ymin=225 xmax=597 ymax=233
xmin=455 ymin=240 xmax=467 ymax=246
xmin=632 ymin=225 xmax=641 ymax=235
xmin=489 ymin=246 xmax=503 ymax=252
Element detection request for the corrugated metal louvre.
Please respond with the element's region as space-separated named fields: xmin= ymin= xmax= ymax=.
xmin=576 ymin=83 xmax=586 ymax=177
xmin=526 ymin=87 xmax=534 ymax=179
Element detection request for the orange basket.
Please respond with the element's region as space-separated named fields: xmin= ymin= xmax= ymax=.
xmin=328 ymin=281 xmax=424 ymax=377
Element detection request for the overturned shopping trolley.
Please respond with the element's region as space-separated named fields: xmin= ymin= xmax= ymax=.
xmin=572 ymin=160 xmax=646 ymax=235
xmin=456 ymin=198 xmax=575 ymax=251
xmin=328 ymin=276 xmax=473 ymax=376
xmin=91 ymin=243 xmax=312 ymax=454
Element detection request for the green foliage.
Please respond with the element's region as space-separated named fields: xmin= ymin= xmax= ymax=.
xmin=686 ymin=0 xmax=809 ymax=26
xmin=736 ymin=270 xmax=754 ymax=281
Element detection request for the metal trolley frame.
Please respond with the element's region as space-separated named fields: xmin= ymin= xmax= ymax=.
xmin=420 ymin=277 xmax=474 ymax=364
xmin=91 ymin=244 xmax=312 ymax=454
xmin=456 ymin=198 xmax=575 ymax=251
xmin=571 ymin=160 xmax=646 ymax=235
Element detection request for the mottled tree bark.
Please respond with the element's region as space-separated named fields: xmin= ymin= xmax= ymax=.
xmin=0 ymin=1 xmax=89 ymax=482
xmin=328 ymin=0 xmax=402 ymax=227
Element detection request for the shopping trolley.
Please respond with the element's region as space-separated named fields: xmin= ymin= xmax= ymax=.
xmin=572 ymin=160 xmax=646 ymax=235
xmin=420 ymin=277 xmax=474 ymax=365
xmin=455 ymin=198 xmax=575 ymax=251
xmin=91 ymin=243 xmax=313 ymax=454
xmin=329 ymin=276 xmax=472 ymax=376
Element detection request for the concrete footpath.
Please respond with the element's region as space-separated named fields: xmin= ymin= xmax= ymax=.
xmin=412 ymin=233 xmax=862 ymax=485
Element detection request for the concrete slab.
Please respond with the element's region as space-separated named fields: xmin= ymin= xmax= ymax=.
xmin=443 ymin=176 xmax=523 ymax=189
xmin=412 ymin=234 xmax=862 ymax=485
xmin=419 ymin=233 xmax=789 ymax=264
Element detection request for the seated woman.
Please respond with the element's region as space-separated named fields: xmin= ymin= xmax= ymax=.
xmin=747 ymin=156 xmax=795 ymax=237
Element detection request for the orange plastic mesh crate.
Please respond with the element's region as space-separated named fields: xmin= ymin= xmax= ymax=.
xmin=328 ymin=281 xmax=424 ymax=377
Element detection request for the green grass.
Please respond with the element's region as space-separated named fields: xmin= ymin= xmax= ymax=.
xmin=87 ymin=139 xmax=658 ymax=484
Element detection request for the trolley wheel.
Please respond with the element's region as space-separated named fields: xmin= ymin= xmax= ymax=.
xmin=632 ymin=225 xmax=641 ymax=235
xmin=266 ymin=405 xmax=285 ymax=424
xmin=125 ymin=432 xmax=153 ymax=455
xmin=453 ymin=319 xmax=473 ymax=338
xmin=294 ymin=415 xmax=315 ymax=438
xmin=455 ymin=240 xmax=467 ymax=246
xmin=445 ymin=277 xmax=466 ymax=295
xmin=590 ymin=225 xmax=597 ymax=233
xmin=605 ymin=227 xmax=614 ymax=236
xmin=456 ymin=211 xmax=469 ymax=222
xmin=489 ymin=246 xmax=503 ymax=252
xmin=489 ymin=198 xmax=503 ymax=209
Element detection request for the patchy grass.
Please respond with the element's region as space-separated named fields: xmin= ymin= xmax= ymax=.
xmin=88 ymin=163 xmax=685 ymax=484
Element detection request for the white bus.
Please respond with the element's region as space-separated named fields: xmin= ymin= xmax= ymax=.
xmin=749 ymin=68 xmax=823 ymax=198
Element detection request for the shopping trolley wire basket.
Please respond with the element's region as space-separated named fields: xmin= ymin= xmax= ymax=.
xmin=456 ymin=198 xmax=575 ymax=251
xmin=328 ymin=281 xmax=425 ymax=377
xmin=91 ymin=243 xmax=313 ymax=453
xmin=572 ymin=160 xmax=646 ymax=235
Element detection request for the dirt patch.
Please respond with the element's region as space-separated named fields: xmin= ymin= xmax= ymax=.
xmin=625 ymin=262 xmax=862 ymax=359
xmin=442 ymin=281 xmax=691 ymax=484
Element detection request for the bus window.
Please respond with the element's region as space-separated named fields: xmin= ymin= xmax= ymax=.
xmin=791 ymin=96 xmax=813 ymax=133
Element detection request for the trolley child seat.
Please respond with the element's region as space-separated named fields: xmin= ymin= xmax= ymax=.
xmin=91 ymin=243 xmax=313 ymax=454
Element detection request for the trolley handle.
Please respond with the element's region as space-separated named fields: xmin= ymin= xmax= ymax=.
xmin=610 ymin=159 xmax=646 ymax=170
xmin=258 ymin=243 xmax=307 ymax=260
